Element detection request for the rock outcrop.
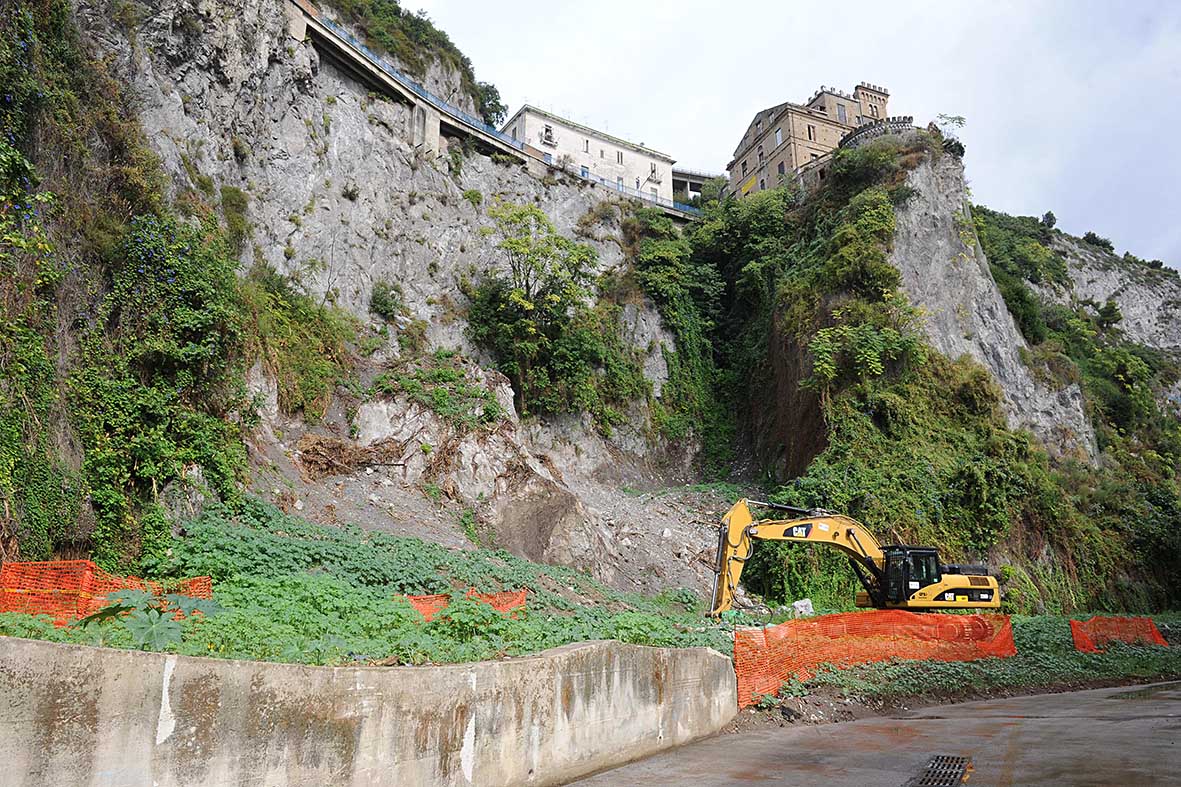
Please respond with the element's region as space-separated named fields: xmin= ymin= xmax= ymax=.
xmin=1033 ymin=235 xmax=1181 ymax=351
xmin=71 ymin=0 xmax=718 ymax=592
xmin=890 ymin=154 xmax=1096 ymax=461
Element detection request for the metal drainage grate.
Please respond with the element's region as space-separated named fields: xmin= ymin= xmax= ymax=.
xmin=903 ymin=755 xmax=973 ymax=787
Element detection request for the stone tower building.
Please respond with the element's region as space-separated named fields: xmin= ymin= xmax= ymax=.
xmin=727 ymin=83 xmax=890 ymax=197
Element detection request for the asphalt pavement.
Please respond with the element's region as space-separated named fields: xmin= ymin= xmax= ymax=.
xmin=570 ymin=681 xmax=1181 ymax=786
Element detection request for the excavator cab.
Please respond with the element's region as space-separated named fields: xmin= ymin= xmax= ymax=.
xmin=883 ymin=547 xmax=941 ymax=604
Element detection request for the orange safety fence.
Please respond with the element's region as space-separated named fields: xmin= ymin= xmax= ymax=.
xmin=403 ymin=589 xmax=528 ymax=622
xmin=0 ymin=560 xmax=212 ymax=625
xmin=733 ymin=610 xmax=1016 ymax=708
xmin=1069 ymin=616 xmax=1168 ymax=653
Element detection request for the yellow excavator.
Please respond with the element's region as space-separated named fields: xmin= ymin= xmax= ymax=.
xmin=708 ymin=499 xmax=1000 ymax=615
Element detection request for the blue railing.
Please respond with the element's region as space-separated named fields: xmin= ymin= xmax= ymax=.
xmin=559 ymin=164 xmax=702 ymax=215
xmin=315 ymin=16 xmax=526 ymax=151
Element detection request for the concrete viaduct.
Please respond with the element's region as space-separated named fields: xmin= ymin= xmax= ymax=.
xmin=283 ymin=0 xmax=699 ymax=220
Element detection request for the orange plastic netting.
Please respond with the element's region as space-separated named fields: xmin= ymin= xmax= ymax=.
xmin=733 ymin=610 xmax=1016 ymax=707
xmin=1069 ymin=616 xmax=1168 ymax=653
xmin=403 ymin=589 xmax=527 ymax=622
xmin=0 ymin=560 xmax=212 ymax=625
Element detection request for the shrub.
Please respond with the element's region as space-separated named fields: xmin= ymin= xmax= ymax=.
xmin=70 ymin=215 xmax=248 ymax=570
xmin=219 ymin=186 xmax=249 ymax=253
xmin=466 ymin=202 xmax=646 ymax=425
xmin=370 ymin=279 xmax=405 ymax=321
xmin=1082 ymin=231 xmax=1115 ymax=252
xmin=240 ymin=264 xmax=357 ymax=421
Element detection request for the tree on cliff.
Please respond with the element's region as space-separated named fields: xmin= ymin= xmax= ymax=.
xmin=467 ymin=203 xmax=645 ymax=421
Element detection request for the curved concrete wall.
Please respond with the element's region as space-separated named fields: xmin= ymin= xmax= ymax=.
xmin=0 ymin=636 xmax=736 ymax=787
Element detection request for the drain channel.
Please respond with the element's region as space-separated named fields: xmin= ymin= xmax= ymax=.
xmin=903 ymin=754 xmax=973 ymax=787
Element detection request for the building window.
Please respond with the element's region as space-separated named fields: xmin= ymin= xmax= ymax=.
xmin=807 ymin=124 xmax=816 ymax=142
xmin=811 ymin=153 xmax=819 ymax=160
xmin=837 ymin=104 xmax=847 ymax=124
xmin=511 ymin=126 xmax=518 ymax=140
xmin=542 ymin=124 xmax=555 ymax=145
xmin=650 ymin=187 xmax=658 ymax=197
xmin=757 ymin=145 xmax=764 ymax=162
xmin=775 ymin=128 xmax=782 ymax=146
xmin=616 ymin=176 xmax=623 ymax=189
xmin=755 ymin=119 xmax=762 ymax=130
xmin=777 ymin=162 xmax=785 ymax=175
xmin=635 ymin=177 xmax=641 ymax=189
xmin=741 ymin=160 xmax=748 ymax=176
xmin=870 ymin=104 xmax=879 ymax=118
xmin=583 ymin=139 xmax=589 ymax=153
xmin=759 ymin=178 xmax=765 ymax=191
xmin=600 ymin=149 xmax=605 ymax=158
xmin=580 ymin=166 xmax=589 ymax=178
xmin=617 ymin=151 xmax=624 ymax=164
xmin=650 ymin=162 xmax=657 ymax=174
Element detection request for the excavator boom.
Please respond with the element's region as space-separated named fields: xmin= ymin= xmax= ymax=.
xmin=708 ymin=499 xmax=1000 ymax=615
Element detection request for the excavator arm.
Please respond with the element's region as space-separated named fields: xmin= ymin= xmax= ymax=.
xmin=708 ymin=499 xmax=887 ymax=616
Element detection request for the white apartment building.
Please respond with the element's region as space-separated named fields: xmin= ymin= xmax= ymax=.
xmin=502 ymin=105 xmax=676 ymax=203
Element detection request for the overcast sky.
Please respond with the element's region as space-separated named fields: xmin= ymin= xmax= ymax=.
xmin=411 ymin=1 xmax=1181 ymax=265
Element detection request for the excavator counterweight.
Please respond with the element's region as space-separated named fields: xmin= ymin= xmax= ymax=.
xmin=708 ymin=499 xmax=1000 ymax=616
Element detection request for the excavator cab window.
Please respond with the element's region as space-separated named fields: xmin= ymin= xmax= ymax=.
xmin=885 ymin=548 xmax=942 ymax=603
xmin=884 ymin=548 xmax=907 ymax=603
xmin=909 ymin=550 xmax=941 ymax=589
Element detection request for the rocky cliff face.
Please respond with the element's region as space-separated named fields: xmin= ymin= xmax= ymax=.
xmin=890 ymin=154 xmax=1096 ymax=460
xmin=65 ymin=0 xmax=1134 ymax=598
xmin=69 ymin=0 xmax=727 ymax=594
xmin=1033 ymin=235 xmax=1181 ymax=351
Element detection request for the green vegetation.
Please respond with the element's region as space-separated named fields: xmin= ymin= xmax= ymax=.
xmin=70 ymin=215 xmax=248 ymax=570
xmin=462 ymin=188 xmax=482 ymax=208
xmin=0 ymin=500 xmax=730 ymax=665
xmin=0 ymin=0 xmax=369 ymax=567
xmin=240 ymin=264 xmax=358 ymax=422
xmin=369 ymin=278 xmax=405 ymax=321
xmin=973 ymin=207 xmax=1181 ymax=611
xmin=622 ymin=207 xmax=732 ymax=468
xmin=467 ymin=202 xmax=647 ymax=428
xmin=219 ymin=185 xmax=249 ymax=253
xmin=372 ymin=349 xmax=503 ymax=430
xmin=329 ymin=0 xmax=505 ymax=125
xmin=1082 ymin=231 xmax=1115 ymax=252
xmin=0 ymin=141 xmax=80 ymax=562
xmin=0 ymin=0 xmax=258 ymax=570
xmin=689 ymin=136 xmax=1179 ymax=613
xmin=972 ymin=205 xmax=1067 ymax=343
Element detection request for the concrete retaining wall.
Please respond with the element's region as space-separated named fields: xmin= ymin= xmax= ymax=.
xmin=0 ymin=636 xmax=736 ymax=787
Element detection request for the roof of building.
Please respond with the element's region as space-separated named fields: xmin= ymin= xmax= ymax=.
xmin=501 ymin=105 xmax=675 ymax=163
xmin=672 ymin=167 xmax=726 ymax=181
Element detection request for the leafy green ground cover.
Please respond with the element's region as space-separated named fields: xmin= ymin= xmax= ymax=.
xmin=0 ymin=499 xmax=730 ymax=665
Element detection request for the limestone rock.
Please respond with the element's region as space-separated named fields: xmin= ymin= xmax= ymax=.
xmin=890 ymin=154 xmax=1097 ymax=461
